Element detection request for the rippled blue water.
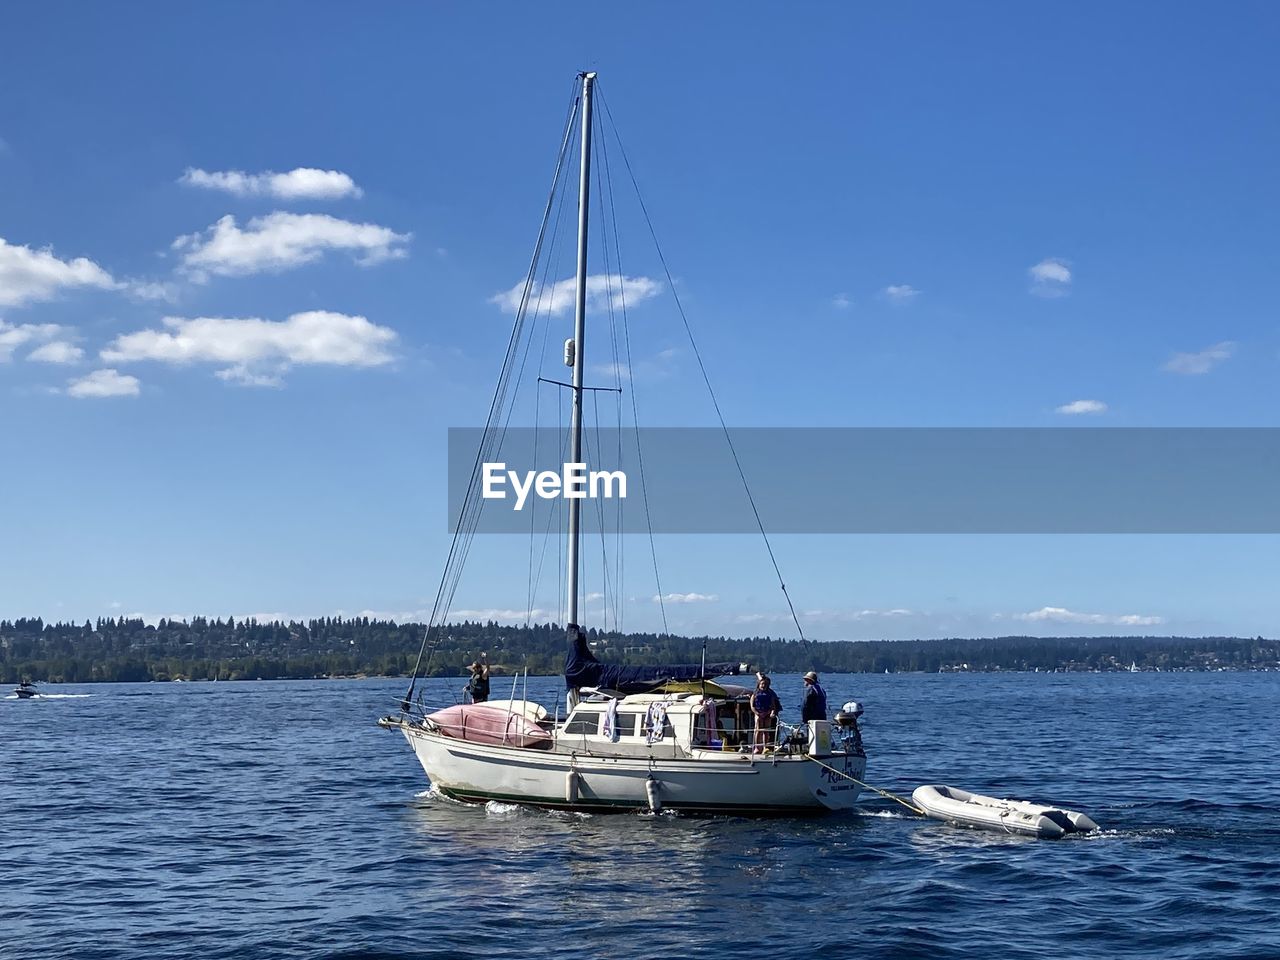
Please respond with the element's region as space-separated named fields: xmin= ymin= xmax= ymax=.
xmin=4 ymin=672 xmax=1277 ymax=960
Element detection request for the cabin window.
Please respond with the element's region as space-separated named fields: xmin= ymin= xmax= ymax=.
xmin=700 ymin=702 xmax=751 ymax=747
xmin=612 ymin=713 xmax=639 ymax=738
xmin=563 ymin=710 xmax=602 ymax=735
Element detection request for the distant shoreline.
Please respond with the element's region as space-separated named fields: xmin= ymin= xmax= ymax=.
xmin=4 ymin=616 xmax=1277 ymax=684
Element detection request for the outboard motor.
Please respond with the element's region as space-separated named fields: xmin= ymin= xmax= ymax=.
xmin=833 ymin=701 xmax=865 ymax=756
xmin=834 ymin=700 xmax=864 ymax=726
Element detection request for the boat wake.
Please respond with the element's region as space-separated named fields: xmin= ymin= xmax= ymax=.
xmin=857 ymin=808 xmax=912 ymax=820
xmin=484 ymin=800 xmax=524 ymax=816
xmin=5 ymin=693 xmax=92 ymax=700
xmin=416 ymin=785 xmax=466 ymax=805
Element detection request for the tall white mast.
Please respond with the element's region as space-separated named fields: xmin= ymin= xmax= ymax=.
xmin=566 ymin=71 xmax=596 ymax=629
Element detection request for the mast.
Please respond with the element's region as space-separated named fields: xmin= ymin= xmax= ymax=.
xmin=566 ymin=71 xmax=596 ymax=630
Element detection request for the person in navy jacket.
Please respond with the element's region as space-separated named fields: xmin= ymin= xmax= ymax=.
xmin=800 ymin=671 xmax=827 ymax=722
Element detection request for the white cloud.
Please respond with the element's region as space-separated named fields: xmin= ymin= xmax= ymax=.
xmin=0 ymin=320 xmax=63 ymax=361
xmin=447 ymin=608 xmax=552 ymax=623
xmin=831 ymin=293 xmax=851 ymax=309
xmin=882 ymin=284 xmax=919 ymax=303
xmin=0 ymin=238 xmax=116 ymax=307
xmin=797 ymin=608 xmax=916 ymax=622
xmin=27 ymin=340 xmax=84 ymax=364
xmin=180 ymin=167 xmax=363 ymax=200
xmin=66 ymin=368 xmax=140 ymax=399
xmin=215 ymin=365 xmax=285 ymax=388
xmin=101 ymin=311 xmax=397 ymax=385
xmin=1029 ymin=258 xmax=1071 ymax=297
xmin=1163 ymin=341 xmax=1235 ymax=375
xmin=1013 ymin=606 xmax=1164 ymax=627
xmin=654 ymin=592 xmax=719 ymax=604
xmin=491 ymin=274 xmax=661 ymax=316
xmin=173 ymin=212 xmax=410 ymax=279
xmin=124 ymin=279 xmax=179 ymax=303
xmin=593 ymin=347 xmax=678 ymax=383
xmin=1056 ymin=399 xmax=1107 ymax=415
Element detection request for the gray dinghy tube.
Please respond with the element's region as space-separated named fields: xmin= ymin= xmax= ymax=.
xmin=912 ymin=784 xmax=1099 ymax=839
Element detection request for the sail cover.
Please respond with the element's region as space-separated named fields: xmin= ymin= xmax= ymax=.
xmin=564 ymin=624 xmax=746 ymax=693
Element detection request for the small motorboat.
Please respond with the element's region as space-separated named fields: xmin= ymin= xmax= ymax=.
xmin=913 ymin=784 xmax=1098 ymax=839
xmin=14 ymin=681 xmax=38 ymax=700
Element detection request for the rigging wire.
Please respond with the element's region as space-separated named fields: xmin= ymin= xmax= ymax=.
xmin=524 ymin=114 xmax=579 ymax=626
xmin=525 ymin=379 xmax=541 ymax=628
xmin=588 ymin=389 xmax=615 ymax=632
xmin=442 ymin=96 xmax=582 ymax=640
xmin=403 ymin=79 xmax=582 ymax=705
xmin=597 ymin=83 xmax=808 ymax=646
xmin=589 ymin=108 xmax=629 ymax=636
xmin=595 ymin=88 xmax=667 ymax=635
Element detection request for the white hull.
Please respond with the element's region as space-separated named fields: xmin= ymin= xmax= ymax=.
xmin=390 ymin=720 xmax=865 ymax=814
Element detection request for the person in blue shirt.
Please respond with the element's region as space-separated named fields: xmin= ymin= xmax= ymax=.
xmin=751 ymin=674 xmax=782 ymax=752
xmin=800 ymin=670 xmax=827 ymax=722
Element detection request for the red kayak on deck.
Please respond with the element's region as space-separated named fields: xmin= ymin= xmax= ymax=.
xmin=424 ymin=704 xmax=553 ymax=749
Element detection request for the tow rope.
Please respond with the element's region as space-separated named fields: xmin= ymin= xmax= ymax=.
xmin=805 ymin=756 xmax=925 ymax=816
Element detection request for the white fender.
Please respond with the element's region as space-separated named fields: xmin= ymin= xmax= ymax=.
xmin=645 ymin=775 xmax=661 ymax=813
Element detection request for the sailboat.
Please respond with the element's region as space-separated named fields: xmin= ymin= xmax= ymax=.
xmin=378 ymin=73 xmax=867 ymax=814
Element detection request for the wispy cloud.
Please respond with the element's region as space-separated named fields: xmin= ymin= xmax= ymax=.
xmin=0 ymin=320 xmax=64 ymax=361
xmin=0 ymin=237 xmax=117 ymax=307
xmin=101 ymin=311 xmax=397 ymax=386
xmin=124 ymin=279 xmax=179 ymax=303
xmin=1029 ymin=258 xmax=1071 ymax=297
xmin=491 ymin=274 xmax=661 ymax=316
xmin=180 ymin=167 xmax=363 ymax=200
xmin=173 ymin=212 xmax=410 ymax=280
xmin=593 ymin=347 xmax=678 ymax=383
xmin=882 ymin=284 xmax=919 ymax=303
xmin=447 ymin=608 xmax=552 ymax=623
xmin=788 ymin=608 xmax=915 ymax=623
xmin=1012 ymin=606 xmax=1163 ymax=627
xmin=27 ymin=340 xmax=84 ymax=364
xmin=1056 ymin=399 xmax=1107 ymax=415
xmin=831 ymin=293 xmax=851 ymax=309
xmin=654 ymin=592 xmax=719 ymax=604
xmin=66 ymin=368 xmax=140 ymax=399
xmin=1163 ymin=341 xmax=1235 ymax=375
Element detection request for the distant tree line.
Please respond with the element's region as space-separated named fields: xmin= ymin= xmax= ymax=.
xmin=0 ymin=615 xmax=1276 ymax=684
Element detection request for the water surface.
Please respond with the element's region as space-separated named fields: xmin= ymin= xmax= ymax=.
xmin=3 ymin=672 xmax=1276 ymax=959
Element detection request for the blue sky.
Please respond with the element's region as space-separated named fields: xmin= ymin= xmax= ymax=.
xmin=3 ymin=3 xmax=1279 ymax=639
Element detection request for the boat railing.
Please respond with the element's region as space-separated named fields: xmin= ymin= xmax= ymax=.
xmin=690 ymin=716 xmax=865 ymax=757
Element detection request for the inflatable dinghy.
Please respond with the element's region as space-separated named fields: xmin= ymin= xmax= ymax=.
xmin=912 ymin=784 xmax=1098 ymax=839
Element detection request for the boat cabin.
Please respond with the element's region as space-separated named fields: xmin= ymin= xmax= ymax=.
xmin=555 ymin=689 xmax=795 ymax=757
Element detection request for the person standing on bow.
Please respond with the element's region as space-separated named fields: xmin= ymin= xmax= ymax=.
xmin=751 ymin=674 xmax=782 ymax=752
xmin=465 ymin=657 xmax=490 ymax=704
xmin=800 ymin=670 xmax=827 ymax=722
